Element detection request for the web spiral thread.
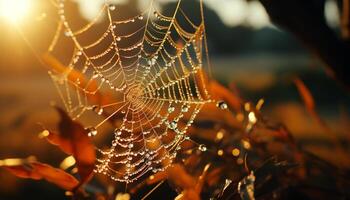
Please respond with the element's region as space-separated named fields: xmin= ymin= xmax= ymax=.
xmin=49 ymin=0 xmax=211 ymax=183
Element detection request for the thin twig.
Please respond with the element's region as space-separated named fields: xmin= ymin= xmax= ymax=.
xmin=141 ymin=180 xmax=165 ymax=200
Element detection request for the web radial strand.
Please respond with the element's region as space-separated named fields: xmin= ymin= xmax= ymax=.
xmin=49 ymin=0 xmax=211 ymax=183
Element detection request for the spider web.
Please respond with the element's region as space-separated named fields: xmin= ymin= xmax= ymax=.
xmin=48 ymin=0 xmax=212 ymax=183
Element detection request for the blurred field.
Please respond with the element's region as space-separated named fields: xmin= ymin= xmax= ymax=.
xmin=1 ymin=53 xmax=349 ymax=155
xmin=1 ymin=52 xmax=350 ymax=200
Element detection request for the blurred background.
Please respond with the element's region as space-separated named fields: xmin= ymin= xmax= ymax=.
xmin=0 ymin=0 xmax=349 ymax=199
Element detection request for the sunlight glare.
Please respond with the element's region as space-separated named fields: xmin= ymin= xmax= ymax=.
xmin=0 ymin=0 xmax=30 ymax=23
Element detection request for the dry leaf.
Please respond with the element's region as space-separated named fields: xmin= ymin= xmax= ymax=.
xmin=166 ymin=164 xmax=196 ymax=189
xmin=55 ymin=107 xmax=96 ymax=185
xmin=293 ymin=78 xmax=315 ymax=113
xmin=1 ymin=158 xmax=79 ymax=191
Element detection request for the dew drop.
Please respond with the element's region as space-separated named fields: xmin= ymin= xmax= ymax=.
xmin=64 ymin=30 xmax=72 ymax=37
xmin=116 ymin=37 xmax=121 ymax=41
xmin=92 ymin=72 xmax=99 ymax=79
xmin=82 ymin=66 xmax=88 ymax=74
xmin=128 ymin=143 xmax=134 ymax=148
xmin=198 ymin=144 xmax=207 ymax=152
xmin=138 ymin=15 xmax=144 ymax=20
xmin=93 ymin=106 xmax=103 ymax=115
xmin=168 ymin=105 xmax=175 ymax=113
xmin=169 ymin=121 xmax=177 ymax=129
xmin=217 ymin=100 xmax=228 ymax=110
xmin=181 ymin=105 xmax=189 ymax=113
xmin=109 ymin=5 xmax=116 ymax=11
xmin=86 ymin=127 xmax=97 ymax=137
xmin=115 ymin=131 xmax=122 ymax=136
xmin=97 ymin=108 xmax=103 ymax=115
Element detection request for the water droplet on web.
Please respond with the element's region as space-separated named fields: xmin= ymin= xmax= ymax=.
xmin=109 ymin=5 xmax=116 ymax=11
xmin=92 ymin=72 xmax=99 ymax=79
xmin=116 ymin=37 xmax=121 ymax=41
xmin=138 ymin=15 xmax=143 ymax=20
xmin=93 ymin=106 xmax=103 ymax=115
xmin=64 ymin=30 xmax=72 ymax=37
xmin=128 ymin=143 xmax=134 ymax=148
xmin=97 ymin=108 xmax=103 ymax=115
xmin=217 ymin=100 xmax=228 ymax=110
xmin=169 ymin=121 xmax=177 ymax=129
xmin=86 ymin=127 xmax=97 ymax=137
xmin=82 ymin=65 xmax=88 ymax=74
xmin=181 ymin=105 xmax=189 ymax=113
xmin=114 ymin=130 xmax=121 ymax=136
xmin=168 ymin=105 xmax=175 ymax=113
xmin=198 ymin=144 xmax=207 ymax=152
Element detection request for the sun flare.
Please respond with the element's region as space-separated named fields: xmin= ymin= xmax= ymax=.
xmin=0 ymin=0 xmax=30 ymax=23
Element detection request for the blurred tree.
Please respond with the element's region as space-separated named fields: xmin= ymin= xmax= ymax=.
xmin=257 ymin=0 xmax=350 ymax=88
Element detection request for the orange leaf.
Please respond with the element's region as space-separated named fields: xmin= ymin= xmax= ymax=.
xmin=44 ymin=130 xmax=73 ymax=155
xmin=55 ymin=107 xmax=96 ymax=185
xmin=293 ymin=78 xmax=315 ymax=113
xmin=1 ymin=158 xmax=79 ymax=191
xmin=42 ymin=53 xmax=112 ymax=106
xmin=166 ymin=164 xmax=196 ymax=189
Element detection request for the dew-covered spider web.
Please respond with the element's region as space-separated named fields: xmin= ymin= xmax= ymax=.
xmin=48 ymin=0 xmax=212 ymax=183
